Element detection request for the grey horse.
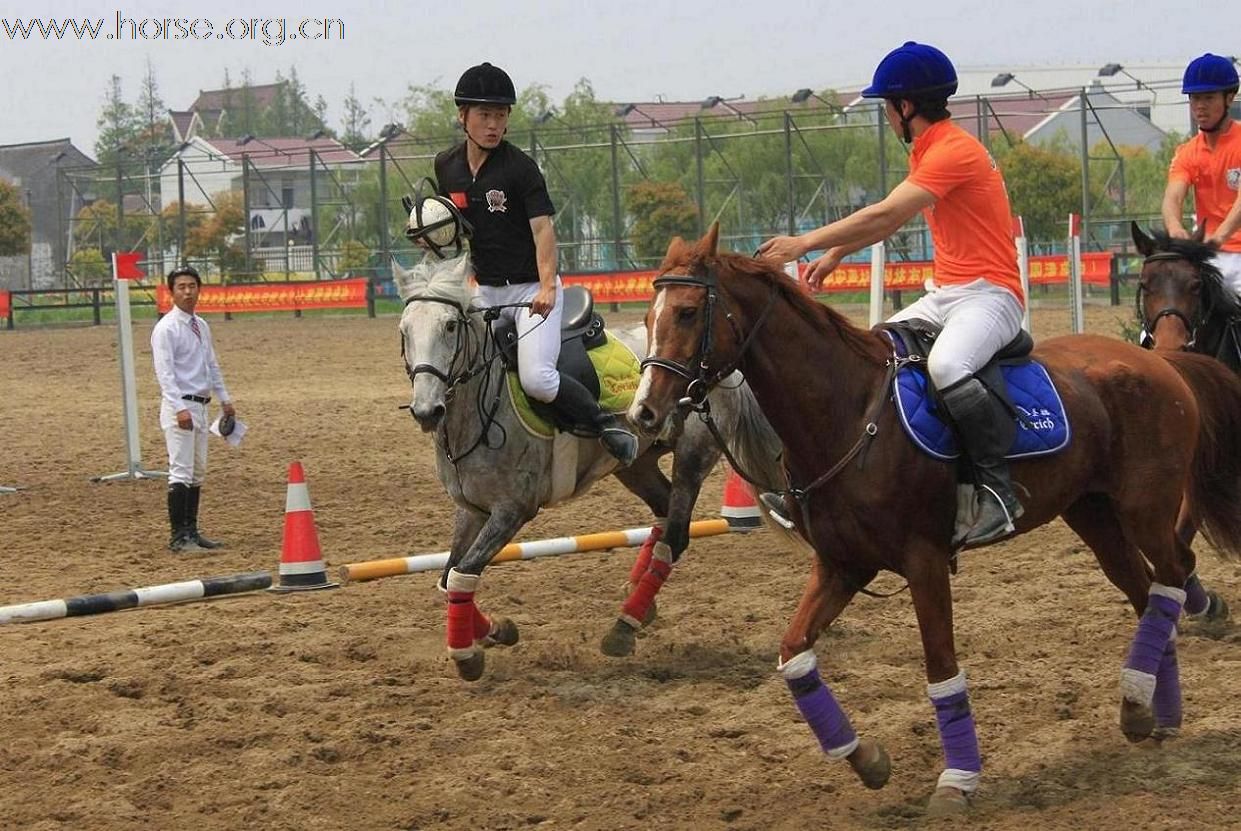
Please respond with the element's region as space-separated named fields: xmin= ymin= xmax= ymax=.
xmin=395 ymin=253 xmax=796 ymax=681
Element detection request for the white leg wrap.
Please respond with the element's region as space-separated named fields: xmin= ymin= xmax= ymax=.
xmin=1120 ymin=668 xmax=1157 ymax=708
xmin=1150 ymin=583 xmax=1187 ymax=605
xmin=777 ymin=649 xmax=817 ymax=679
xmin=937 ymin=769 xmax=981 ymax=794
xmin=446 ymin=568 xmax=480 ymax=594
xmin=927 ymin=669 xmax=967 ymax=699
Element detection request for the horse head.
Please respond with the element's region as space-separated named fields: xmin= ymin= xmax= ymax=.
xmin=631 ymin=223 xmax=791 ymax=435
xmin=1132 ymin=221 xmax=1232 ymax=351
xmin=394 ymin=253 xmax=475 ymax=432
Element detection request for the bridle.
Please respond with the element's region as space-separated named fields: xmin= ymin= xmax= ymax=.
xmin=639 ymin=264 xmax=777 ymax=409
xmin=1137 ymin=251 xmax=1207 ymax=350
xmin=400 ymin=295 xmax=510 ymax=464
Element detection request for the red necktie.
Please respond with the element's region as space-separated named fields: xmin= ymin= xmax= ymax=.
xmin=189 ymin=316 xmax=201 ymax=341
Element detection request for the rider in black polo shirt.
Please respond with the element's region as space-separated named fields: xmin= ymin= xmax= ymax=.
xmin=435 ymin=62 xmax=638 ymax=465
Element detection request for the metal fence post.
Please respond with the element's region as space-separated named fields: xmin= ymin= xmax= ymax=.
xmin=378 ymin=145 xmax=390 ymax=275
xmin=694 ymin=118 xmax=705 ymax=237
xmin=784 ymin=113 xmax=796 ymax=236
xmin=309 ymin=149 xmax=321 ymax=280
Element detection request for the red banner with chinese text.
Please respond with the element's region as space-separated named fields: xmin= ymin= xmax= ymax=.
xmin=156 ymin=278 xmax=369 ymax=314
xmin=562 ymin=253 xmax=1112 ymax=302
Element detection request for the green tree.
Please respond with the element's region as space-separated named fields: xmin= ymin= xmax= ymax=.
xmin=995 ymin=140 xmax=1081 ymax=244
xmin=340 ymin=83 xmax=372 ymax=151
xmin=0 ymin=180 xmax=31 ymax=255
xmin=95 ymin=74 xmax=141 ymax=165
xmin=68 ymin=248 xmax=109 ymax=286
xmin=626 ymin=180 xmax=699 ymax=262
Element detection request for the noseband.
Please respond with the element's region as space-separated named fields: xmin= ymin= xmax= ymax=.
xmin=1138 ymin=251 xmax=1205 ymax=350
xmin=640 ymin=265 xmax=777 ymax=408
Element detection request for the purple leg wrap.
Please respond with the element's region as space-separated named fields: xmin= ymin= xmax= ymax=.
xmin=1124 ymin=592 xmax=1182 ymax=675
xmin=1152 ymin=639 xmax=1182 ymax=730
xmin=1184 ymin=573 xmax=1210 ymax=617
xmin=786 ymin=666 xmax=858 ymax=757
xmin=932 ymin=689 xmax=982 ymax=774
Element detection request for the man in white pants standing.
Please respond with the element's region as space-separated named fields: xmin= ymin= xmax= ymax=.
xmin=151 ymin=265 xmax=236 ymax=552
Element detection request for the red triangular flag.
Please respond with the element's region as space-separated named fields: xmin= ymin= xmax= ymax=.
xmin=113 ymin=251 xmax=145 ymax=281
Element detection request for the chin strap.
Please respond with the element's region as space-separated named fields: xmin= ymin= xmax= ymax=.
xmin=1200 ymin=113 xmax=1232 ymax=134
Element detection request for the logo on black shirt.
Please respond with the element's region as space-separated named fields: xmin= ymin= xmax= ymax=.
xmin=485 ymin=189 xmax=508 ymax=213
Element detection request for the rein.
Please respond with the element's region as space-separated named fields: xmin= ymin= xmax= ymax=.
xmin=401 ymin=296 xmax=532 ymax=464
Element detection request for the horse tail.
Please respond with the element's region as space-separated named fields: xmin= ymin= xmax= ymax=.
xmin=717 ymin=373 xmax=813 ymax=555
xmin=1163 ymin=352 xmax=1241 ymax=560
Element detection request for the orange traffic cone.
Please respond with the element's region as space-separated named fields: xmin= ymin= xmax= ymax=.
xmin=270 ymin=461 xmax=339 ymax=592
xmin=720 ymin=464 xmax=761 ymax=531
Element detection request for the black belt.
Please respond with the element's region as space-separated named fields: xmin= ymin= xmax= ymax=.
xmin=182 ymin=394 xmax=211 ymax=404
xmin=477 ymin=276 xmax=537 ymax=287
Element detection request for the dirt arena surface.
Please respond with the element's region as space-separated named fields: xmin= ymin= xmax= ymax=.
xmin=1 ymin=298 xmax=1239 ymax=831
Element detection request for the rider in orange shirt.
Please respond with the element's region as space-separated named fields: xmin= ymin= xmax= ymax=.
xmin=1162 ymin=53 xmax=1241 ymax=293
xmin=761 ymin=42 xmax=1025 ymax=548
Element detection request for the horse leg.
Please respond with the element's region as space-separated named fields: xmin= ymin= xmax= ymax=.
xmin=904 ymin=550 xmax=980 ymax=817
xmin=602 ymin=453 xmax=679 ymax=657
xmin=1176 ymin=497 xmax=1230 ymax=622
xmin=444 ymin=505 xmax=528 ymax=682
xmin=777 ymin=560 xmax=891 ymax=792
xmin=1113 ymin=502 xmax=1191 ymax=743
xmin=1062 ymin=496 xmax=1184 ymax=740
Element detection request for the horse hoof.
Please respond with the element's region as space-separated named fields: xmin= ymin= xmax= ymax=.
xmin=601 ymin=619 xmax=637 ymax=657
xmin=847 ymin=738 xmax=891 ymax=790
xmin=1120 ymin=698 xmax=1155 ymax=743
xmin=1205 ymin=591 xmax=1229 ymax=623
xmin=1151 ymin=726 xmax=1181 ymax=743
xmin=454 ymin=651 xmax=485 ymax=682
xmin=483 ymin=618 xmax=519 ymax=648
xmin=926 ymin=786 xmax=971 ymax=816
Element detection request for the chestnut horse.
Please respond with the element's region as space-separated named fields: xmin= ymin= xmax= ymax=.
xmin=630 ymin=226 xmax=1241 ymax=815
xmin=1133 ymin=221 xmax=1240 ymax=621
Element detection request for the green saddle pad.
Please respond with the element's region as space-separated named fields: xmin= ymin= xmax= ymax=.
xmin=507 ymin=332 xmax=640 ymax=438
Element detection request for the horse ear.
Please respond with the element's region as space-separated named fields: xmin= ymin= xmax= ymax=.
xmin=1131 ymin=221 xmax=1155 ymax=257
xmin=1192 ymin=222 xmax=1207 ymax=244
xmin=702 ymin=221 xmax=721 ymax=255
xmin=660 ymin=236 xmax=688 ymax=269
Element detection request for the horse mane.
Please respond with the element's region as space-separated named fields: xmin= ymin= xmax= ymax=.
xmin=1147 ymin=231 xmax=1241 ymax=319
xmin=393 ymin=251 xmax=473 ymax=306
xmin=693 ymin=251 xmax=889 ymax=364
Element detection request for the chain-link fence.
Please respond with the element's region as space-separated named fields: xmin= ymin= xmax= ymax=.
xmin=49 ymin=91 xmax=1164 ymax=289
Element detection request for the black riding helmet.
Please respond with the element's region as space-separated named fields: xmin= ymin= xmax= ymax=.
xmin=454 ymin=62 xmax=517 ymax=107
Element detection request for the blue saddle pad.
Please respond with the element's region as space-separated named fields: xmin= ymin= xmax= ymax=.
xmin=893 ymin=361 xmax=1071 ymax=461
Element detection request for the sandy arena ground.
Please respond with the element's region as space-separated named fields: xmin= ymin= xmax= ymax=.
xmin=1 ymin=298 xmax=1238 ymax=831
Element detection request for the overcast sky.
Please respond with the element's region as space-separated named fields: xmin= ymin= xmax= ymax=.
xmin=0 ymin=0 xmax=1231 ymax=154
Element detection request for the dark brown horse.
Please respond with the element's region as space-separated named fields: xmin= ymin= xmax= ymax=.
xmin=629 ymin=226 xmax=1241 ymax=815
xmin=1133 ymin=221 xmax=1241 ymax=370
xmin=1133 ymin=221 xmax=1240 ymax=621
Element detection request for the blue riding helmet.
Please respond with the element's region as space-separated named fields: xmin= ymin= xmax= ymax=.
xmin=1182 ymin=54 xmax=1239 ymax=94
xmin=861 ymin=42 xmax=958 ymax=99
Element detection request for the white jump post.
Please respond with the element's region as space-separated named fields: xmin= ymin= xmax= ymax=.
xmin=1067 ymin=212 xmax=1085 ymax=335
xmin=868 ymin=241 xmax=886 ymax=327
xmin=1013 ymin=215 xmax=1031 ymax=333
xmin=92 ymin=252 xmax=166 ymax=483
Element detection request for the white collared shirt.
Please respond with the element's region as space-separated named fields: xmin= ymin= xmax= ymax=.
xmin=151 ymin=305 xmax=231 ymax=412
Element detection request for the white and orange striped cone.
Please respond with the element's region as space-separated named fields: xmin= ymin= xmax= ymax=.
xmin=270 ymin=461 xmax=339 ymax=592
xmin=720 ymin=465 xmax=762 ymax=531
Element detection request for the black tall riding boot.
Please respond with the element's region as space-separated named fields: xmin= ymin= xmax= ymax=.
xmin=186 ymin=485 xmax=223 ymax=549
xmin=166 ymin=483 xmax=202 ymax=553
xmin=551 ymin=375 xmax=639 ymax=466
xmin=940 ymin=377 xmax=1024 ymax=547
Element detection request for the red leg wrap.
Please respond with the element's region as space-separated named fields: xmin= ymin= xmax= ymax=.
xmin=472 ymin=605 xmax=493 ymax=641
xmin=622 ymin=558 xmax=672 ymax=623
xmin=628 ymin=526 xmax=664 ymax=585
xmin=446 ymin=591 xmax=477 ymax=650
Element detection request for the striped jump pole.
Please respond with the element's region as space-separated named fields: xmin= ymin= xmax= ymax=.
xmin=339 ymin=518 xmax=734 ymax=584
xmin=0 ymin=571 xmax=272 ymax=625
